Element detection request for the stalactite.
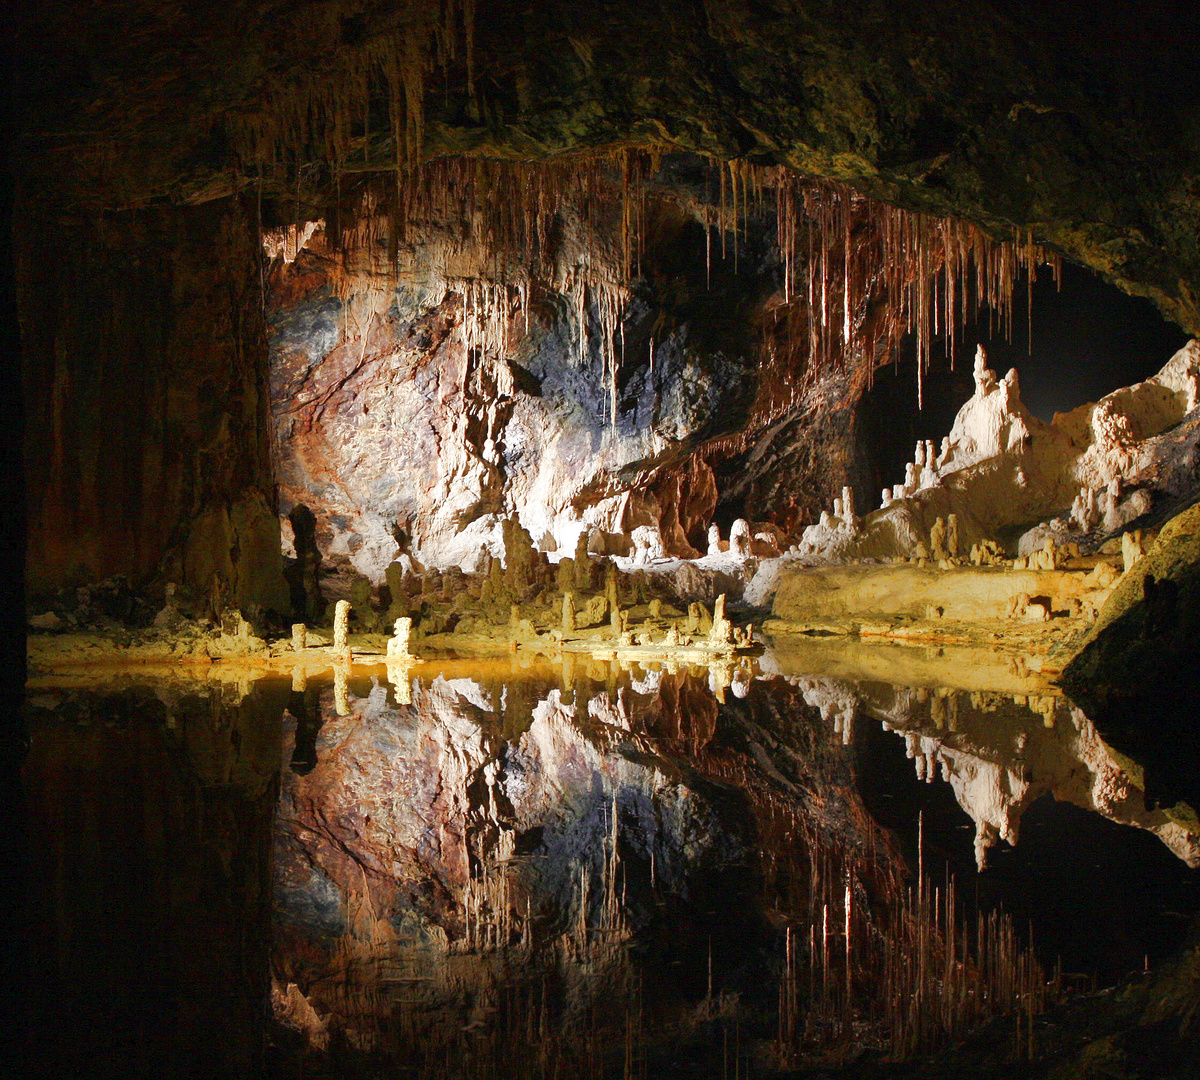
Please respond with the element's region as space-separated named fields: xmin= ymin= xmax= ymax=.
xmin=266 ymin=145 xmax=1058 ymax=457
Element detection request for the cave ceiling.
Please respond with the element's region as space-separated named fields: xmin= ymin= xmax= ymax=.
xmin=16 ymin=0 xmax=1200 ymax=334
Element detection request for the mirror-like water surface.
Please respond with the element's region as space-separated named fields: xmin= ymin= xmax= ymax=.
xmin=21 ymin=645 xmax=1200 ymax=1078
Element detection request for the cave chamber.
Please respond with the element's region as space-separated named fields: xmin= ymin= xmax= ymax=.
xmin=11 ymin=3 xmax=1200 ymax=1078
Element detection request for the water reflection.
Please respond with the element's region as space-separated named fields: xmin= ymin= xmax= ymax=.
xmin=20 ymin=647 xmax=1200 ymax=1078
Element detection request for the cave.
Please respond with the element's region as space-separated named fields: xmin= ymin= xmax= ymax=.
xmin=11 ymin=3 xmax=1200 ymax=1078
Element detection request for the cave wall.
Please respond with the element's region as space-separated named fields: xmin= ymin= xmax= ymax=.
xmin=15 ymin=1 xmax=1200 ymax=608
xmin=18 ymin=197 xmax=289 ymax=612
xmin=267 ymin=171 xmax=873 ymax=577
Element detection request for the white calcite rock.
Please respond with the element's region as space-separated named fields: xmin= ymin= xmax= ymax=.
xmin=630 ymin=525 xmax=665 ymax=566
xmin=728 ymin=518 xmax=752 ymax=558
xmin=944 ymin=347 xmax=1037 ymax=469
xmin=386 ymin=616 xmax=413 ymax=657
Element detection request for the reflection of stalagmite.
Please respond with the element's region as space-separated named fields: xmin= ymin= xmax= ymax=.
xmin=333 ymin=600 xmax=350 ymax=653
xmin=334 ymin=664 xmax=350 ymax=716
xmin=291 ymin=666 xmax=307 ymax=693
xmin=385 ymin=661 xmax=413 ymax=704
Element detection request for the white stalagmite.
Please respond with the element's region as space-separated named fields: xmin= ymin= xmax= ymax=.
xmin=387 ymin=616 xmax=413 ymax=657
xmin=333 ymin=600 xmax=351 ymax=653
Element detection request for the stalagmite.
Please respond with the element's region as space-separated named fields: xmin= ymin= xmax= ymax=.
xmin=1122 ymin=529 xmax=1145 ymax=573
xmin=386 ymin=616 xmax=413 ymax=657
xmin=574 ymin=533 xmax=591 ymax=590
xmin=709 ymin=593 xmax=734 ymax=645
xmin=946 ymin=513 xmax=960 ymax=558
xmin=292 ymin=623 xmax=307 ymax=651
xmin=333 ymin=600 xmax=351 ymax=653
xmin=562 ymin=593 xmax=577 ymax=632
xmin=707 ymin=523 xmax=722 ymax=556
xmin=687 ymin=601 xmax=712 ymax=636
xmin=929 ymin=517 xmax=948 ymax=562
xmin=729 ymin=519 xmax=752 ymax=558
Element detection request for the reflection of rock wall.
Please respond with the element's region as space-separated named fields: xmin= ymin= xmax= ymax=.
xmin=837 ymin=679 xmax=1200 ymax=870
xmin=22 ymin=682 xmax=287 ymax=1077
xmin=271 ymin=665 xmax=897 ymax=1069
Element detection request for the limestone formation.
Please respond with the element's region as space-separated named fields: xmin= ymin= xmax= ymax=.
xmin=709 ymin=593 xmax=734 ymax=645
xmin=581 ymin=594 xmax=608 ymax=628
xmin=386 ymin=617 xmax=413 ymax=657
xmin=687 ymin=601 xmax=713 ymax=637
xmin=930 ymin=517 xmax=948 ymax=561
xmin=292 ymin=623 xmax=307 ymax=651
xmin=631 ymin=525 xmax=665 ymax=566
xmin=729 ymin=519 xmax=752 ymax=558
xmin=333 ymin=600 xmax=351 ymax=653
xmin=574 ymin=533 xmax=591 ymax=590
xmin=1122 ymin=529 xmax=1145 ymax=573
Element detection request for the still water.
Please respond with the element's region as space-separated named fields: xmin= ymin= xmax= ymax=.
xmin=20 ymin=642 xmax=1200 ymax=1078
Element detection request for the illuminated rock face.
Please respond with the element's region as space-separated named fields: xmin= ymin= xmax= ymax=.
xmin=267 ymin=195 xmax=866 ymax=581
xmin=794 ymin=341 xmax=1200 ymax=564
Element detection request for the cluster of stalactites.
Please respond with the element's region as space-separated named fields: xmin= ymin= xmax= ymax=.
xmin=267 ymin=150 xmax=1058 ymax=433
xmin=227 ymin=0 xmax=477 ymax=178
xmin=766 ymin=169 xmax=1061 ymax=411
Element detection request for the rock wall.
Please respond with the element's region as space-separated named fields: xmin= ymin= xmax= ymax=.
xmin=18 ymin=197 xmax=289 ymax=613
xmin=267 ymin=175 xmax=871 ymax=580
